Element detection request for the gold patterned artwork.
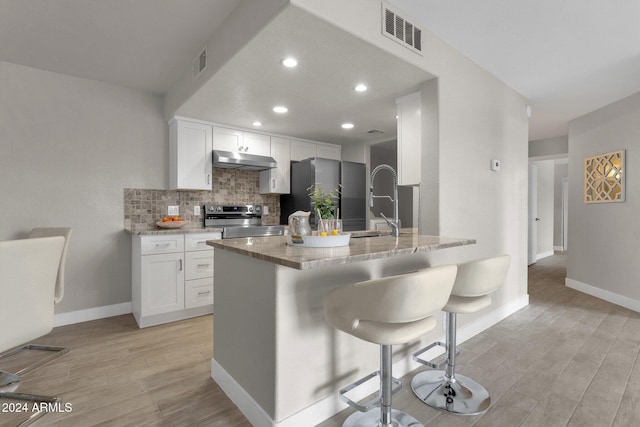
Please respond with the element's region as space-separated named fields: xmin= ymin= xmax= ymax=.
xmin=584 ymin=150 xmax=625 ymax=203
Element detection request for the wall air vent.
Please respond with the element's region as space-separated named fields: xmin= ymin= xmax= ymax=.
xmin=192 ymin=46 xmax=207 ymax=81
xmin=382 ymin=2 xmax=422 ymax=55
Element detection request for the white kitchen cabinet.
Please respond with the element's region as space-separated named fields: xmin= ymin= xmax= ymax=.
xmin=396 ymin=91 xmax=421 ymax=186
xmin=184 ymin=233 xmax=215 ymax=308
xmin=132 ymin=232 xmax=220 ymax=328
xmin=259 ymin=136 xmax=290 ymax=194
xmin=290 ymin=140 xmax=341 ymax=161
xmin=140 ymin=252 xmax=185 ymax=317
xmin=169 ymin=118 xmax=213 ymax=190
xmin=213 ymin=127 xmax=270 ymax=156
xmin=316 ymin=143 xmax=341 ymax=160
xmin=290 ymin=140 xmax=317 ymax=161
xmin=242 ymin=132 xmax=271 ymax=156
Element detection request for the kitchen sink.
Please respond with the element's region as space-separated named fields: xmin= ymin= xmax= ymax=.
xmin=350 ymin=230 xmax=391 ymax=238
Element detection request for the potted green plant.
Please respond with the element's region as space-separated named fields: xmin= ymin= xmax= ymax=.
xmin=307 ymin=184 xmax=340 ymax=219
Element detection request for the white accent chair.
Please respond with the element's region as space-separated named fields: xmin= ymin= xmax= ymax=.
xmin=0 ymin=228 xmax=72 ymax=408
xmin=324 ymin=265 xmax=458 ymax=427
xmin=411 ymin=255 xmax=511 ymax=415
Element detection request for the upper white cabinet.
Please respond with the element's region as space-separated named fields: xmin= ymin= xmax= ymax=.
xmin=316 ymin=143 xmax=342 ymax=161
xmin=290 ymin=140 xmax=341 ymax=161
xmin=213 ymin=127 xmax=270 ymax=156
xmin=242 ymin=132 xmax=271 ymax=156
xmin=169 ymin=118 xmax=213 ymax=190
xmin=260 ymin=137 xmax=291 ymax=194
xmin=396 ymin=92 xmax=421 ymax=186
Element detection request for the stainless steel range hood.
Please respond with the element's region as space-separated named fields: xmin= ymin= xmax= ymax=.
xmin=212 ymin=150 xmax=277 ymax=171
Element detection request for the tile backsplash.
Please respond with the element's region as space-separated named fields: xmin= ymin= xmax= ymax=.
xmin=124 ymin=168 xmax=280 ymax=231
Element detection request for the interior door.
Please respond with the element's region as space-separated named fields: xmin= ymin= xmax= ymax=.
xmin=528 ymin=164 xmax=538 ymax=265
xmin=562 ymin=177 xmax=569 ymax=251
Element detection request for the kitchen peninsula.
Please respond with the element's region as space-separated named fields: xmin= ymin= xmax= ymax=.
xmin=207 ymin=231 xmax=475 ymax=427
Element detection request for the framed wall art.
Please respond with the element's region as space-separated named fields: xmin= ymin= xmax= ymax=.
xmin=584 ymin=150 xmax=625 ymax=203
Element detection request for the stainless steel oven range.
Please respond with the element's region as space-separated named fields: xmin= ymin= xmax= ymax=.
xmin=203 ymin=204 xmax=284 ymax=239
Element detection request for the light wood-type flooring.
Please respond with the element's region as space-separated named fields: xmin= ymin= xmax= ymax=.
xmin=2 ymin=253 xmax=640 ymax=426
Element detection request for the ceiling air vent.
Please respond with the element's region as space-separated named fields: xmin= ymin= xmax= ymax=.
xmin=192 ymin=46 xmax=207 ymax=81
xmin=367 ymin=129 xmax=384 ymax=134
xmin=382 ymin=2 xmax=422 ymax=55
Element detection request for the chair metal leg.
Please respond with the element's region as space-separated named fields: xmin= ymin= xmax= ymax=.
xmin=411 ymin=312 xmax=491 ymax=415
xmin=342 ymin=345 xmax=425 ymax=427
xmin=0 ymin=344 xmax=69 ymax=409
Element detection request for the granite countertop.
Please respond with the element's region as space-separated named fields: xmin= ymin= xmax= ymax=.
xmin=125 ymin=224 xmax=224 ymax=236
xmin=207 ymin=229 xmax=475 ymax=270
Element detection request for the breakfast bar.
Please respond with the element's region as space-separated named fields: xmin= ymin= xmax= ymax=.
xmin=207 ymin=231 xmax=475 ymax=427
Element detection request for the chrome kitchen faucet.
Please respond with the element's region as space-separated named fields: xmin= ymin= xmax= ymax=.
xmin=369 ymin=164 xmax=399 ymax=237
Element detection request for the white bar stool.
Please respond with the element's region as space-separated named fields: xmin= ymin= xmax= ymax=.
xmin=411 ymin=255 xmax=510 ymax=415
xmin=324 ymin=265 xmax=458 ymax=427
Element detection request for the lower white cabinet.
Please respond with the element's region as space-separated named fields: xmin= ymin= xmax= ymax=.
xmin=132 ymin=232 xmax=220 ymax=328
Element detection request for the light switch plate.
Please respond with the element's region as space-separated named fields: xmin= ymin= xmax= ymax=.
xmin=263 ymin=205 xmax=269 ymax=215
xmin=168 ymin=205 xmax=179 ymax=216
xmin=491 ymin=159 xmax=501 ymax=171
xmin=194 ymin=206 xmax=201 ymax=216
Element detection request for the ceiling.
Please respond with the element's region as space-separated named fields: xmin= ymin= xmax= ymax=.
xmin=2 ymin=0 xmax=639 ymax=142
xmin=390 ymin=0 xmax=640 ymax=141
xmin=173 ymin=6 xmax=432 ymax=145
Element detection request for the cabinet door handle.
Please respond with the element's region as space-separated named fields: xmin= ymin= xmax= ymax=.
xmin=179 ymin=259 xmax=183 ymax=271
xmin=272 ymin=178 xmax=275 ymax=189
xmin=207 ymin=174 xmax=211 ymax=185
xmin=197 ymin=263 xmax=210 ymax=268
xmin=197 ymin=291 xmax=211 ymax=296
xmin=155 ymin=242 xmax=170 ymax=248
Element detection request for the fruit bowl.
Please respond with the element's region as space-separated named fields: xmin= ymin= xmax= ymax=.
xmin=156 ymin=220 xmax=186 ymax=229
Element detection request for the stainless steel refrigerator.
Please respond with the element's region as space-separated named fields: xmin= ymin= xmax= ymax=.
xmin=280 ymin=158 xmax=366 ymax=231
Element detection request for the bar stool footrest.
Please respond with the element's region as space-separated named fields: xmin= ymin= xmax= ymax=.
xmin=412 ymin=341 xmax=460 ymax=369
xmin=338 ymin=370 xmax=402 ymax=412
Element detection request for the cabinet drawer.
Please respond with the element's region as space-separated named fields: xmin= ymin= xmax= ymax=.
xmin=185 ymin=232 xmax=221 ymax=251
xmin=185 ymin=251 xmax=213 ymax=280
xmin=141 ymin=235 xmax=184 ymax=255
xmin=185 ymin=278 xmax=213 ymax=308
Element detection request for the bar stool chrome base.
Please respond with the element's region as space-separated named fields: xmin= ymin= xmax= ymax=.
xmin=411 ymin=370 xmax=490 ymax=416
xmin=343 ymin=407 xmax=424 ymax=427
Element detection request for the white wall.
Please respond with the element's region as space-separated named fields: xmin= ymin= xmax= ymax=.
xmin=292 ymin=0 xmax=529 ymax=317
xmin=567 ymin=91 xmax=640 ymax=306
xmin=0 ymin=60 xmax=167 ymax=314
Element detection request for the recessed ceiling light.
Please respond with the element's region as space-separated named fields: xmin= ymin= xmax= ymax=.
xmin=281 ymin=57 xmax=298 ymax=68
xmin=273 ymin=106 xmax=288 ymax=113
xmin=354 ymin=84 xmax=367 ymax=92
xmin=252 ymin=121 xmax=262 ymax=127
xmin=341 ymin=123 xmax=354 ymax=129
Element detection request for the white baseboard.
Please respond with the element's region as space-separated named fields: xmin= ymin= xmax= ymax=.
xmin=536 ymin=250 xmax=555 ymax=260
xmin=210 ymin=294 xmax=530 ymax=427
xmin=53 ymin=302 xmax=132 ymax=327
xmin=566 ymin=278 xmax=640 ymax=313
xmin=553 ymin=246 xmax=565 ymax=251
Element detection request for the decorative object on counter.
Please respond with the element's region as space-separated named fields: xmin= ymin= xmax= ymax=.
xmin=584 ymin=150 xmax=625 ymax=203
xmin=288 ymin=211 xmax=311 ymax=244
xmin=308 ymin=183 xmax=340 ymax=219
xmin=156 ymin=217 xmax=186 ymax=229
xmin=319 ymin=218 xmax=343 ymax=236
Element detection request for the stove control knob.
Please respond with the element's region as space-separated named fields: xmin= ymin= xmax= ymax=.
xmin=255 ymin=206 xmax=261 ymax=213
xmin=248 ymin=206 xmax=254 ymax=213
xmin=216 ymin=206 xmax=222 ymax=212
